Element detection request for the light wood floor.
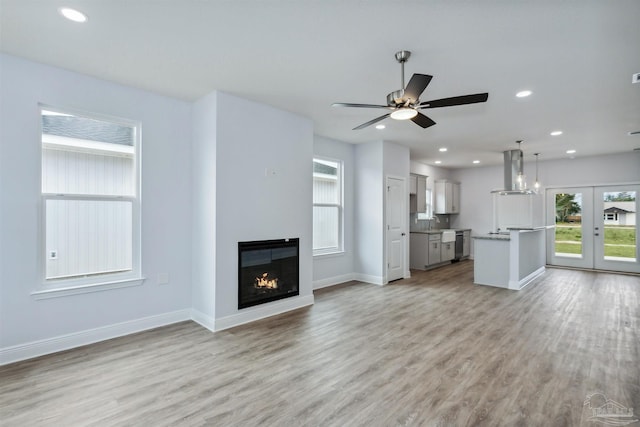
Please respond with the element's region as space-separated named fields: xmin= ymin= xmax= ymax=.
xmin=1 ymin=261 xmax=639 ymax=426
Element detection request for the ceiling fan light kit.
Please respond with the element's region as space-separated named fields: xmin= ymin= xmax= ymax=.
xmin=332 ymin=50 xmax=489 ymax=130
xmin=390 ymin=108 xmax=418 ymax=120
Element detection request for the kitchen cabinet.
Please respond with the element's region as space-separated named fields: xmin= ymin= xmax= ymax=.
xmin=428 ymin=234 xmax=441 ymax=265
xmin=409 ymin=233 xmax=429 ymax=270
xmin=409 ymin=174 xmax=427 ymax=213
xmin=409 ymin=174 xmax=417 ymax=195
xmin=434 ymin=180 xmax=460 ymax=214
xmin=441 ymin=240 xmax=455 ymax=262
xmin=463 ymin=231 xmax=470 ymax=258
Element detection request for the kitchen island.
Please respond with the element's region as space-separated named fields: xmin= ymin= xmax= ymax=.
xmin=472 ymin=227 xmax=549 ymax=290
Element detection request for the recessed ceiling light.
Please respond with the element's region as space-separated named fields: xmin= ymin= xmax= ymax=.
xmin=439 ymin=147 xmax=447 ymax=152
xmin=472 ymin=160 xmax=480 ymax=164
xmin=516 ymin=90 xmax=532 ymax=98
xmin=434 ymin=160 xmax=442 ymax=164
xmin=59 ymin=7 xmax=88 ymax=23
xmin=375 ymin=124 xmax=385 ymax=130
xmin=566 ymin=149 xmax=576 ymax=154
xmin=550 ymin=130 xmax=563 ymax=136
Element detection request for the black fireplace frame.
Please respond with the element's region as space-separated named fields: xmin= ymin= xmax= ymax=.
xmin=238 ymin=238 xmax=299 ymax=309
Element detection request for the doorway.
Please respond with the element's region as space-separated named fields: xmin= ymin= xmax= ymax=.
xmin=546 ymin=185 xmax=639 ymax=273
xmin=386 ymin=176 xmax=407 ymax=282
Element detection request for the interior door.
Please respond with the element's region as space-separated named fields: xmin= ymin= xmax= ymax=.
xmin=547 ymin=185 xmax=639 ymax=273
xmin=386 ymin=176 xmax=406 ymax=282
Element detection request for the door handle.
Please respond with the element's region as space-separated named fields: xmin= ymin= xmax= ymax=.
xmin=401 ymin=232 xmax=406 ymax=236
xmin=594 ymin=233 xmax=599 ymax=236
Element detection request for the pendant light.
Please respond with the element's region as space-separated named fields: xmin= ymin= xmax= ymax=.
xmin=533 ymin=153 xmax=541 ymax=193
xmin=516 ymin=140 xmax=526 ymax=190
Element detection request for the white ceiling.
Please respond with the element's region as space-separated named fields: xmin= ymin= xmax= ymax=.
xmin=2 ymin=0 xmax=639 ymax=168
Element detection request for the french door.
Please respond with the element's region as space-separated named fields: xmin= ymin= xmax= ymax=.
xmin=546 ymin=185 xmax=639 ymax=273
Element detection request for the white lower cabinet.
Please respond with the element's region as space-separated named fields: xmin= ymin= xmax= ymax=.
xmin=428 ymin=234 xmax=441 ymax=265
xmin=410 ymin=233 xmax=429 ymax=270
xmin=441 ymin=241 xmax=455 ymax=262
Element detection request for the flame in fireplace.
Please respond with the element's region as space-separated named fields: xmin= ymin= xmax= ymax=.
xmin=255 ymin=272 xmax=278 ymax=289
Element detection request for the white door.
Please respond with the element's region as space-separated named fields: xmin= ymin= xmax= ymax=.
xmin=593 ymin=185 xmax=639 ymax=273
xmin=386 ymin=176 xmax=406 ymax=282
xmin=547 ymin=185 xmax=639 ymax=273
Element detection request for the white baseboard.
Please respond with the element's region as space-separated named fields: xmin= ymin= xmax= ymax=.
xmin=509 ymin=266 xmax=545 ymax=290
xmin=213 ymin=295 xmax=315 ymax=331
xmin=0 ymin=309 xmax=191 ymax=366
xmin=313 ymin=273 xmax=356 ymax=290
xmin=353 ymin=273 xmax=385 ymax=286
xmin=190 ymin=309 xmax=216 ymax=332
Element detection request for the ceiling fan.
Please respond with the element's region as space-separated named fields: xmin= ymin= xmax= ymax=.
xmin=332 ymin=50 xmax=489 ymax=130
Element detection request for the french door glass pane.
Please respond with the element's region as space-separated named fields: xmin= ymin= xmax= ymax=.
xmin=602 ymin=191 xmax=637 ymax=262
xmin=554 ymin=192 xmax=583 ymax=257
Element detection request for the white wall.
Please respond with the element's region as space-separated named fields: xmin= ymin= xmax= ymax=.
xmin=384 ymin=142 xmax=411 ymax=278
xmin=313 ymin=136 xmax=355 ymax=288
xmin=450 ymin=151 xmax=640 ymax=255
xmin=0 ymin=54 xmax=193 ymax=357
xmin=353 ymin=141 xmax=410 ymax=284
xmin=207 ymin=91 xmax=314 ymax=326
xmin=354 ymin=141 xmax=384 ymax=282
xmin=191 ymin=91 xmax=218 ymax=322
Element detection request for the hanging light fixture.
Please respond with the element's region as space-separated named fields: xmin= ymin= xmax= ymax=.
xmin=533 ymin=153 xmax=541 ymax=193
xmin=515 ymin=140 xmax=527 ymax=190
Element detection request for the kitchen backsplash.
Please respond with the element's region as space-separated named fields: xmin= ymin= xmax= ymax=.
xmin=410 ymin=214 xmax=450 ymax=232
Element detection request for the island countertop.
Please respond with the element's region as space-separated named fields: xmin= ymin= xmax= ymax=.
xmin=410 ymin=228 xmax=471 ymax=234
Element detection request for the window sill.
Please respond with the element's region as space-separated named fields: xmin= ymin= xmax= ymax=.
xmin=313 ymin=250 xmax=346 ymax=259
xmin=32 ymin=277 xmax=146 ymax=300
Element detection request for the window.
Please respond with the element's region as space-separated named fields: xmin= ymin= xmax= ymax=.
xmin=604 ymin=212 xmax=618 ymax=221
xmin=39 ymin=107 xmax=141 ymax=295
xmin=418 ymin=186 xmax=433 ymax=220
xmin=313 ymin=158 xmax=343 ymax=255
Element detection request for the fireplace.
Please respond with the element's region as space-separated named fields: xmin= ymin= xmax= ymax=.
xmin=238 ymin=238 xmax=299 ymax=309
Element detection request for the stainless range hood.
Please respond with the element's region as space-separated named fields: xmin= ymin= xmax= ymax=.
xmin=491 ymin=149 xmax=535 ymax=195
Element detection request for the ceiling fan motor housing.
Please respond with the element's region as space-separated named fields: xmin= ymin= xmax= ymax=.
xmin=387 ymin=89 xmax=410 ymax=107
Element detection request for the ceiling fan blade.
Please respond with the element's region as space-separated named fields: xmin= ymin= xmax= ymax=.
xmin=404 ymin=74 xmax=433 ymax=102
xmin=353 ymin=113 xmax=391 ymax=130
xmin=411 ymin=112 xmax=436 ymax=129
xmin=419 ymin=93 xmax=489 ymax=109
xmin=332 ymin=103 xmax=394 ymax=110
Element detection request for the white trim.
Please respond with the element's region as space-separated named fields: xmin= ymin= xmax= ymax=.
xmin=509 ymin=266 xmax=545 ymax=290
xmin=190 ymin=309 xmax=216 ymax=333
xmin=353 ymin=273 xmax=386 ymax=286
xmin=313 ymin=273 xmax=355 ymax=290
xmin=213 ymin=295 xmax=315 ymax=331
xmin=31 ymin=277 xmax=145 ymax=299
xmin=0 ymin=309 xmax=191 ymax=366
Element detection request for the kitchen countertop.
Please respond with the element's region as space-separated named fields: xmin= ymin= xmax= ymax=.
xmin=410 ymin=228 xmax=471 ymax=234
xmin=473 ymin=233 xmax=511 ymax=241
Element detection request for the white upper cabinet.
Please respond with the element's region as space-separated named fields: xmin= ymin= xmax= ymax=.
xmin=410 ymin=174 xmax=427 ymax=213
xmin=409 ymin=174 xmax=417 ymax=195
xmin=434 ymin=180 xmax=460 ymax=214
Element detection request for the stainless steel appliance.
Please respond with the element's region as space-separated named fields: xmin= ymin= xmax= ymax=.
xmin=454 ymin=231 xmax=464 ymax=261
